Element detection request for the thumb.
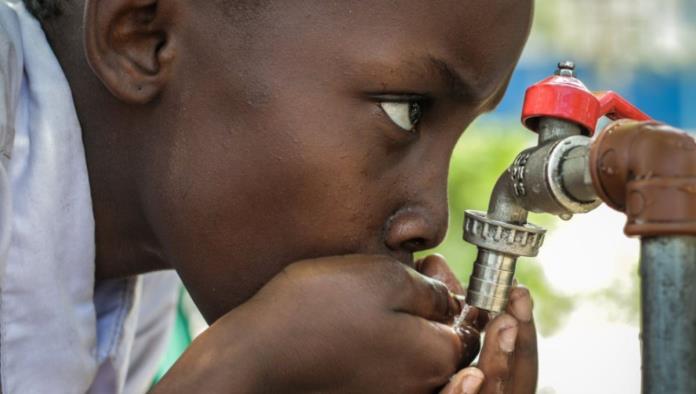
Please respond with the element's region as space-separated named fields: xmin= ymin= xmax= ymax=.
xmin=440 ymin=367 xmax=485 ymax=394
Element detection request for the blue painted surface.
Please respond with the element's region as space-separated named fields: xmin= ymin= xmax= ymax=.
xmin=491 ymin=64 xmax=695 ymax=131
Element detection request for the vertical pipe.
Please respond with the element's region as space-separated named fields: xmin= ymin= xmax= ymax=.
xmin=640 ymin=236 xmax=696 ymax=393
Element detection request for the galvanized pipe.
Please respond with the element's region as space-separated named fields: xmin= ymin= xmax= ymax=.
xmin=640 ymin=236 xmax=696 ymax=394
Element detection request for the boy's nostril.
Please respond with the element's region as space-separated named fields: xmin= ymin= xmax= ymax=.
xmin=402 ymin=237 xmax=427 ymax=252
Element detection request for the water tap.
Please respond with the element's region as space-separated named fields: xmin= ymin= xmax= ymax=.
xmin=463 ymin=61 xmax=651 ymax=313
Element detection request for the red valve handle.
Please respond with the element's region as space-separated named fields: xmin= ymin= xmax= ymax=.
xmin=595 ymin=91 xmax=651 ymax=123
xmin=521 ymin=64 xmax=650 ymax=136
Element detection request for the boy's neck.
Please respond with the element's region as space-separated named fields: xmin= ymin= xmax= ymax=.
xmin=42 ymin=12 xmax=171 ymax=280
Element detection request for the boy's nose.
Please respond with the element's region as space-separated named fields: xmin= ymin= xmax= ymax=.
xmin=384 ymin=205 xmax=448 ymax=254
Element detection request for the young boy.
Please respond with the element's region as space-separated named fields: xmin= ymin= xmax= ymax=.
xmin=0 ymin=0 xmax=537 ymax=392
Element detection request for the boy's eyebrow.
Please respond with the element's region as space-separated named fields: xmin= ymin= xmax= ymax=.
xmin=427 ymin=56 xmax=491 ymax=104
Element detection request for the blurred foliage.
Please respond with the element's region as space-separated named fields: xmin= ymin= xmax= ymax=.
xmin=417 ymin=119 xmax=574 ymax=336
xmin=588 ymin=269 xmax=640 ymax=326
xmin=528 ymin=0 xmax=696 ymax=75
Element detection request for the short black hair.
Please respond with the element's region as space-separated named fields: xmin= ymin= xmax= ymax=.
xmin=23 ymin=0 xmax=63 ymax=21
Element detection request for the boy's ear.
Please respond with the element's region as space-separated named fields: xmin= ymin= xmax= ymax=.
xmin=84 ymin=0 xmax=175 ymax=104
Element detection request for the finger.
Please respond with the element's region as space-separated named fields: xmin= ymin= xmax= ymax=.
xmin=416 ymin=255 xmax=485 ymax=327
xmin=476 ymin=313 xmax=519 ymax=394
xmin=505 ymin=286 xmax=538 ymax=394
xmin=455 ymin=322 xmax=481 ymax=368
xmin=393 ymin=309 xmax=481 ymax=387
xmin=440 ymin=367 xmax=485 ymax=394
xmin=391 ymin=265 xmax=462 ymax=323
xmin=417 ymin=254 xmax=466 ymax=294
xmin=395 ymin=316 xmax=464 ymax=390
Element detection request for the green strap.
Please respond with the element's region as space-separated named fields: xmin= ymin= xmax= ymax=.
xmin=151 ymin=287 xmax=193 ymax=385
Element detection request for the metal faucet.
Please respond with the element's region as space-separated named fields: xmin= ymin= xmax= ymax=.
xmin=464 ymin=61 xmax=608 ymax=313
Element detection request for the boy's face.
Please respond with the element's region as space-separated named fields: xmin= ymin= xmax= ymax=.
xmin=139 ymin=0 xmax=532 ymax=321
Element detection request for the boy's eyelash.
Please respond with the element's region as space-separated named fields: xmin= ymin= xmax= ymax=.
xmin=369 ymin=93 xmax=430 ymax=104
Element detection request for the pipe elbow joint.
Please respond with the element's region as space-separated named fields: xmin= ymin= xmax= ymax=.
xmin=487 ymin=171 xmax=528 ymax=225
xmin=590 ymin=120 xmax=696 ymax=236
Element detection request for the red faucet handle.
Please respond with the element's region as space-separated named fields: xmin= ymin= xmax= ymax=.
xmin=521 ymin=62 xmax=651 ymax=136
xmin=595 ymin=91 xmax=651 ymax=122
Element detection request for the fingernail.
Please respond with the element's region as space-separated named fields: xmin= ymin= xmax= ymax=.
xmin=498 ymin=325 xmax=518 ymax=353
xmin=509 ymin=290 xmax=532 ymax=323
xmin=459 ymin=373 xmax=484 ymax=394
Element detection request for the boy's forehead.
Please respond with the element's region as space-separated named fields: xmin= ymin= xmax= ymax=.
xmin=267 ymin=0 xmax=531 ymax=41
xmin=188 ymin=0 xmax=532 ymax=116
xmin=253 ymin=0 xmax=532 ymax=98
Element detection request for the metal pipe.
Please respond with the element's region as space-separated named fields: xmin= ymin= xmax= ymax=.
xmin=640 ymin=236 xmax=696 ymax=394
xmin=560 ymin=144 xmax=596 ymax=203
xmin=467 ymin=249 xmax=517 ymax=312
xmin=537 ymin=117 xmax=582 ymax=145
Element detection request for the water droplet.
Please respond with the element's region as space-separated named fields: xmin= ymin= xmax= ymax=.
xmin=559 ymin=213 xmax=573 ymax=221
xmin=453 ymin=302 xmax=472 ymax=329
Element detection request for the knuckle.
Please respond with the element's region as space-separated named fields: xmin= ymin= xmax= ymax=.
xmin=491 ymin=313 xmax=519 ymax=331
xmin=484 ymin=361 xmax=512 ymax=383
xmin=493 ymin=376 xmax=509 ymax=392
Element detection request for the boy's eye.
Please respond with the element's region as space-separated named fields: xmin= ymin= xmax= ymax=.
xmin=379 ymin=101 xmax=423 ymax=132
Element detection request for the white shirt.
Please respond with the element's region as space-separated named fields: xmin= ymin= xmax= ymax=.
xmin=0 ymin=2 xmax=180 ymax=393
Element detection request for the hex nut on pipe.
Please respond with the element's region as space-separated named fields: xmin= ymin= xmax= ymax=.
xmin=463 ymin=210 xmax=546 ymax=257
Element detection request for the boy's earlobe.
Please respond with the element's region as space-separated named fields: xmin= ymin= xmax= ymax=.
xmin=84 ymin=0 xmax=175 ymax=104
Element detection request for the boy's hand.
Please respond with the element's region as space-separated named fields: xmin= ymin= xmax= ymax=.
xmin=153 ymin=255 xmax=482 ymax=393
xmin=418 ymin=255 xmax=538 ymax=394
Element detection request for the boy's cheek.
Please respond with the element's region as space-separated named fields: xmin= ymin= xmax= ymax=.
xmin=144 ymin=136 xmax=406 ymax=321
